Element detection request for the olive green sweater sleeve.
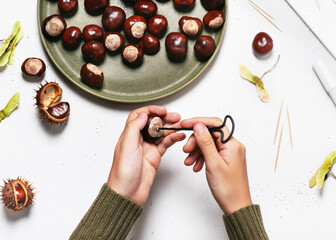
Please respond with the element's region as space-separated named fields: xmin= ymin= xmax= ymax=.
xmin=223 ymin=204 xmax=269 ymax=240
xmin=69 ymin=184 xmax=143 ymax=240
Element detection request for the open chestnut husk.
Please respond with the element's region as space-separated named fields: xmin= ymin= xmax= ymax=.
xmin=194 ymin=35 xmax=215 ymax=61
xmin=179 ymin=16 xmax=202 ymax=37
xmin=165 ymin=32 xmax=188 ymax=62
xmin=21 ymin=58 xmax=46 ymax=78
xmin=201 ymin=0 xmax=224 ymax=11
xmin=173 ymin=0 xmax=195 ymax=11
xmin=81 ymin=63 xmax=104 ymax=88
xmin=81 ymin=40 xmax=106 ymax=63
xmin=102 ymin=6 xmax=126 ymax=32
xmin=148 ymin=15 xmax=168 ymax=38
xmin=84 ymin=0 xmax=109 ymax=15
xmin=122 ymin=44 xmax=144 ymax=67
xmin=58 ymin=0 xmax=78 ymax=15
xmin=252 ymin=32 xmax=273 ymax=57
xmin=203 ymin=10 xmax=225 ymax=29
xmin=139 ymin=34 xmax=160 ymax=55
xmin=123 ymin=15 xmax=147 ymax=41
xmin=42 ymin=14 xmax=67 ymax=39
xmin=103 ymin=32 xmax=125 ymax=53
xmin=61 ymin=26 xmax=82 ymax=49
xmin=83 ymin=24 xmax=103 ymax=42
xmin=1 ymin=177 xmax=35 ymax=212
xmin=133 ymin=0 xmax=158 ymax=19
xmin=141 ymin=115 xmax=164 ymax=142
xmin=35 ymin=82 xmax=70 ymax=124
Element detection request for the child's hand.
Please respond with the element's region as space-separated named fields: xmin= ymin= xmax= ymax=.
xmin=181 ymin=117 xmax=252 ymax=214
xmin=107 ymin=106 xmax=186 ymax=206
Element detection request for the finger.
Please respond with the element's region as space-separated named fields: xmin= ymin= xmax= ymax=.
xmin=122 ymin=112 xmax=148 ymax=147
xmin=162 ymin=112 xmax=181 ymax=124
xmin=193 ymin=157 xmax=205 ymax=172
xmin=157 ymin=132 xmax=186 ymax=156
xmin=184 ymin=149 xmax=201 ymax=166
xmin=126 ymin=105 xmax=167 ymax=124
xmin=183 ymin=134 xmax=197 ymax=153
xmin=162 ymin=122 xmax=182 ymax=137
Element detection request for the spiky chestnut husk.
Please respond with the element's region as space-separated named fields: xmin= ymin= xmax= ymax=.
xmin=1 ymin=177 xmax=35 ymax=212
xmin=35 ymin=81 xmax=70 ymax=124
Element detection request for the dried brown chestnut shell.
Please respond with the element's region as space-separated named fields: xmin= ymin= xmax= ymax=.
xmin=122 ymin=44 xmax=144 ymax=67
xmin=102 ymin=6 xmax=126 ymax=32
xmin=81 ymin=63 xmax=104 ymax=87
xmin=179 ymin=16 xmax=203 ymax=37
xmin=84 ymin=0 xmax=109 ymax=15
xmin=123 ymin=15 xmax=147 ymax=41
xmin=194 ymin=35 xmax=215 ymax=61
xmin=203 ymin=10 xmax=225 ymax=29
xmin=83 ymin=24 xmax=104 ymax=42
xmin=165 ymin=32 xmax=188 ymax=62
xmin=141 ymin=115 xmax=164 ymax=142
xmin=42 ymin=14 xmax=67 ymax=39
xmin=148 ymin=15 xmax=168 ymax=38
xmin=252 ymin=32 xmax=273 ymax=56
xmin=81 ymin=40 xmax=106 ymax=63
xmin=58 ymin=0 xmax=78 ymax=15
xmin=103 ymin=32 xmax=125 ymax=53
xmin=21 ymin=58 xmax=46 ymax=78
xmin=61 ymin=26 xmax=82 ymax=49
xmin=133 ymin=0 xmax=158 ymax=19
xmin=139 ymin=34 xmax=160 ymax=55
xmin=201 ymin=0 xmax=224 ymax=11
xmin=173 ymin=0 xmax=195 ymax=11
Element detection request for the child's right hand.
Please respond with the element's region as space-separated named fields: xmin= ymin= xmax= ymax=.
xmin=181 ymin=117 xmax=252 ymax=214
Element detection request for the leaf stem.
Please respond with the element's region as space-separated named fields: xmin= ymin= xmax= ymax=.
xmin=329 ymin=170 xmax=336 ymax=179
xmin=260 ymin=55 xmax=280 ymax=80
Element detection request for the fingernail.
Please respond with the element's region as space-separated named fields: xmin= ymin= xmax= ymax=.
xmin=194 ymin=123 xmax=206 ymax=134
xmin=137 ymin=112 xmax=146 ymax=118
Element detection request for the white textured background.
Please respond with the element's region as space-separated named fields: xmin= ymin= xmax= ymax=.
xmin=1 ymin=0 xmax=336 ymax=239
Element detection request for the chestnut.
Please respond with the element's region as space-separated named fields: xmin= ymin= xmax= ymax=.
xmin=47 ymin=102 xmax=70 ymax=119
xmin=122 ymin=44 xmax=144 ymax=67
xmin=139 ymin=34 xmax=160 ymax=55
xmin=194 ymin=35 xmax=215 ymax=61
xmin=84 ymin=0 xmax=109 ymax=15
xmin=42 ymin=14 xmax=67 ymax=39
xmin=61 ymin=26 xmax=82 ymax=49
xmin=81 ymin=41 xmax=106 ymax=63
xmin=58 ymin=0 xmax=78 ymax=15
xmin=21 ymin=58 xmax=46 ymax=78
xmin=81 ymin=63 xmax=104 ymax=87
xmin=201 ymin=0 xmax=224 ymax=11
xmin=103 ymin=32 xmax=125 ymax=52
xmin=173 ymin=0 xmax=195 ymax=11
xmin=141 ymin=115 xmax=164 ymax=142
xmin=133 ymin=0 xmax=158 ymax=19
xmin=123 ymin=15 xmax=147 ymax=41
xmin=203 ymin=10 xmax=225 ymax=29
xmin=165 ymin=32 xmax=188 ymax=62
xmin=102 ymin=6 xmax=126 ymax=32
xmin=252 ymin=32 xmax=273 ymax=56
xmin=83 ymin=24 xmax=103 ymax=42
xmin=148 ymin=15 xmax=168 ymax=38
xmin=179 ymin=16 xmax=202 ymax=37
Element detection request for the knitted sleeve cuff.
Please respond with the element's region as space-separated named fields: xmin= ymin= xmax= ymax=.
xmin=223 ymin=204 xmax=269 ymax=240
xmin=69 ymin=183 xmax=143 ymax=240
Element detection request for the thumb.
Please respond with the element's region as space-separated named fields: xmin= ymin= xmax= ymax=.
xmin=123 ymin=112 xmax=148 ymax=141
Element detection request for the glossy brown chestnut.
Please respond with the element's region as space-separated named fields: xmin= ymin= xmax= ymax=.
xmin=81 ymin=63 xmax=104 ymax=87
xmin=83 ymin=24 xmax=103 ymax=42
xmin=42 ymin=14 xmax=67 ymax=39
xmin=61 ymin=26 xmax=82 ymax=49
xmin=252 ymin=32 xmax=273 ymax=56
xmin=102 ymin=6 xmax=126 ymax=32
xmin=165 ymin=32 xmax=188 ymax=61
xmin=133 ymin=0 xmax=158 ymax=19
xmin=58 ymin=0 xmax=78 ymax=15
xmin=179 ymin=16 xmax=203 ymax=36
xmin=173 ymin=0 xmax=195 ymax=11
xmin=14 ymin=184 xmax=26 ymax=204
xmin=139 ymin=34 xmax=160 ymax=55
xmin=194 ymin=35 xmax=215 ymax=61
xmin=141 ymin=115 xmax=164 ymax=142
xmin=122 ymin=44 xmax=144 ymax=67
xmin=203 ymin=10 xmax=225 ymax=29
xmin=81 ymin=41 xmax=106 ymax=63
xmin=21 ymin=58 xmax=46 ymax=78
xmin=103 ymin=32 xmax=125 ymax=52
xmin=123 ymin=15 xmax=147 ymax=41
xmin=84 ymin=0 xmax=109 ymax=15
xmin=201 ymin=0 xmax=224 ymax=11
xmin=148 ymin=15 xmax=168 ymax=38
xmin=47 ymin=102 xmax=70 ymax=119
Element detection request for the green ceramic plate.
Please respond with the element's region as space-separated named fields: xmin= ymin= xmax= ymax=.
xmin=37 ymin=0 xmax=228 ymax=103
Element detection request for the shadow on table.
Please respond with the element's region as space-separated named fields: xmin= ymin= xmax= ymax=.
xmin=4 ymin=207 xmax=31 ymax=222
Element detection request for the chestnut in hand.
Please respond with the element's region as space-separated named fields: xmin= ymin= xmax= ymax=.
xmin=139 ymin=34 xmax=160 ymax=55
xmin=84 ymin=0 xmax=109 ymax=15
xmin=61 ymin=26 xmax=82 ymax=49
xmin=103 ymin=32 xmax=125 ymax=53
xmin=203 ymin=10 xmax=225 ymax=29
xmin=194 ymin=35 xmax=215 ymax=61
xmin=165 ymin=32 xmax=188 ymax=62
xmin=179 ymin=16 xmax=202 ymax=37
xmin=83 ymin=24 xmax=103 ymax=42
xmin=173 ymin=0 xmax=195 ymax=11
xmin=81 ymin=41 xmax=106 ymax=63
xmin=201 ymin=0 xmax=224 ymax=11
xmin=81 ymin=63 xmax=104 ymax=88
xmin=102 ymin=6 xmax=126 ymax=32
xmin=252 ymin=32 xmax=273 ymax=56
xmin=58 ymin=0 xmax=78 ymax=15
xmin=141 ymin=115 xmax=164 ymax=143
xmin=133 ymin=0 xmax=158 ymax=19
xmin=148 ymin=15 xmax=168 ymax=38
xmin=21 ymin=58 xmax=46 ymax=78
xmin=122 ymin=44 xmax=144 ymax=67
xmin=123 ymin=15 xmax=147 ymax=41
xmin=42 ymin=14 xmax=67 ymax=39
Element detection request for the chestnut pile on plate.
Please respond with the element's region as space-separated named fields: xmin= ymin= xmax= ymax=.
xmin=41 ymin=0 xmax=225 ymax=89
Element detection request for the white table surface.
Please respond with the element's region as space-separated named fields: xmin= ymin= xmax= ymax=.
xmin=1 ymin=0 xmax=336 ymax=239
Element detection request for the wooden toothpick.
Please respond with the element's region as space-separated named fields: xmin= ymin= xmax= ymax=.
xmin=286 ymin=105 xmax=293 ymax=150
xmin=274 ymin=100 xmax=284 ymax=144
xmin=275 ymin=126 xmax=283 ymax=172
